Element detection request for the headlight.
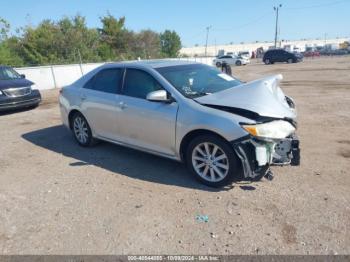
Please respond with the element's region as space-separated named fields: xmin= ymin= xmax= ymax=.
xmin=242 ymin=120 xmax=295 ymax=139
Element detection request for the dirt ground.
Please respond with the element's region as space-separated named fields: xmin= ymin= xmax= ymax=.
xmin=0 ymin=56 xmax=349 ymax=255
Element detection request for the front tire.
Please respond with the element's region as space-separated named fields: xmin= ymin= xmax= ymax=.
xmin=186 ymin=135 xmax=241 ymax=187
xmin=287 ymin=58 xmax=293 ymax=63
xmin=264 ymin=58 xmax=271 ymax=65
xmin=216 ymin=62 xmax=222 ymax=67
xmin=71 ymin=112 xmax=96 ymax=147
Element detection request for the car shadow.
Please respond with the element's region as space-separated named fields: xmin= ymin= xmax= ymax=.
xmin=22 ymin=125 xmax=234 ymax=192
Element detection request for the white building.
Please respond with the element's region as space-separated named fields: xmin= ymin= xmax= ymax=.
xmin=180 ymin=38 xmax=349 ymax=57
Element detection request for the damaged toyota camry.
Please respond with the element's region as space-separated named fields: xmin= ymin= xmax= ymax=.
xmin=59 ymin=60 xmax=300 ymax=187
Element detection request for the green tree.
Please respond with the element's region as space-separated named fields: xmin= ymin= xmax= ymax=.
xmin=57 ymin=15 xmax=101 ymax=63
xmin=0 ymin=41 xmax=24 ymax=66
xmin=98 ymin=14 xmax=129 ymax=59
xmin=132 ymin=30 xmax=161 ymax=59
xmin=0 ymin=14 xmax=182 ymax=66
xmin=16 ymin=15 xmax=101 ymax=65
xmin=160 ymin=30 xmax=181 ymax=57
xmin=0 ymin=18 xmax=24 ymax=66
xmin=0 ymin=17 xmax=10 ymax=41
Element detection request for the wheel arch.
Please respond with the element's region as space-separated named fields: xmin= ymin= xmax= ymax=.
xmin=179 ymin=129 xmax=228 ymax=162
xmin=68 ymin=109 xmax=88 ymax=130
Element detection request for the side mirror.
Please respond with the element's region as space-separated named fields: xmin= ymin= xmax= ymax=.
xmin=20 ymin=74 xmax=26 ymax=79
xmin=146 ymin=90 xmax=173 ymax=103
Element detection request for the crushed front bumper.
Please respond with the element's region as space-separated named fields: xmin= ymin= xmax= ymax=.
xmin=231 ymin=134 xmax=300 ymax=179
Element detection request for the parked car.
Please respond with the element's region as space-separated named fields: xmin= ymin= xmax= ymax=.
xmin=213 ymin=55 xmax=250 ymax=67
xmin=0 ymin=66 xmax=41 ymax=111
xmin=320 ymin=49 xmax=348 ymax=56
xmin=59 ymin=61 xmax=300 ymax=187
xmin=238 ymin=51 xmax=250 ymax=60
xmin=302 ymin=51 xmax=320 ymax=57
xmin=263 ymin=49 xmax=303 ymax=64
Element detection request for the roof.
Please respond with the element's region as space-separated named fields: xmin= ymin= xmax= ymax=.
xmin=107 ymin=59 xmax=199 ymax=69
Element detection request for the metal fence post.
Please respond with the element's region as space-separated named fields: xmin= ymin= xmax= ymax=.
xmin=51 ymin=65 xmax=58 ymax=89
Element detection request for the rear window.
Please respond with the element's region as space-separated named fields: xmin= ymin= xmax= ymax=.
xmin=84 ymin=68 xmax=123 ymax=94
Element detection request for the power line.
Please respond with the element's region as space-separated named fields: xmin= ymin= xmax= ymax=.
xmin=214 ymin=11 xmax=272 ymax=32
xmin=183 ymin=11 xmax=272 ymax=43
xmin=286 ymin=0 xmax=349 ymax=10
xmin=181 ymin=29 xmax=206 ymax=43
xmin=182 ymin=0 xmax=349 ymax=46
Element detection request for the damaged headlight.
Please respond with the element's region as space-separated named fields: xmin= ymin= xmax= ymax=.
xmin=241 ymin=120 xmax=295 ymax=139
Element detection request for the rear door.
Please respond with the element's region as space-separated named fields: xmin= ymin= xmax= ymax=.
xmin=117 ymin=68 xmax=178 ymax=156
xmin=79 ymin=68 xmax=123 ymax=140
xmin=267 ymin=51 xmax=276 ymax=62
xmin=274 ymin=50 xmax=283 ymax=62
xmin=280 ymin=50 xmax=288 ymax=62
xmin=228 ymin=55 xmax=237 ymax=65
xmin=219 ymin=56 xmax=230 ymax=64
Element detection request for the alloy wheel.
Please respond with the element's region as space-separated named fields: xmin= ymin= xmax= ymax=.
xmin=73 ymin=116 xmax=89 ymax=144
xmin=191 ymin=142 xmax=229 ymax=182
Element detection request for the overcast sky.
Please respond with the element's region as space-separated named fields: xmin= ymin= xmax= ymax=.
xmin=2 ymin=0 xmax=349 ymax=47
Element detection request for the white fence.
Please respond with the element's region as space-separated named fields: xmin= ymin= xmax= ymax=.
xmin=15 ymin=63 xmax=104 ymax=90
xmin=14 ymin=58 xmax=214 ymax=90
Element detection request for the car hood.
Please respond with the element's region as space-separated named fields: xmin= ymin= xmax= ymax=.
xmin=194 ymin=74 xmax=296 ymax=120
xmin=0 ymin=78 xmax=34 ymax=90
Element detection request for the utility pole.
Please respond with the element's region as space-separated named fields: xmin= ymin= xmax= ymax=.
xmin=274 ymin=4 xmax=282 ymax=48
xmin=214 ymin=38 xmax=217 ymax=57
xmin=205 ymin=26 xmax=212 ymax=57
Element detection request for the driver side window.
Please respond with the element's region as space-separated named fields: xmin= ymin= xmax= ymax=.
xmin=123 ymin=69 xmax=162 ymax=99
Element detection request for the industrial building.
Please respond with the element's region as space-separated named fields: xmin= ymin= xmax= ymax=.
xmin=180 ymin=37 xmax=349 ymax=57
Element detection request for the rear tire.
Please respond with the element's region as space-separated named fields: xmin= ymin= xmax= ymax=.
xmin=287 ymin=58 xmax=293 ymax=64
xmin=186 ymin=135 xmax=241 ymax=187
xmin=236 ymin=60 xmax=242 ymax=66
xmin=216 ymin=62 xmax=222 ymax=67
xmin=71 ymin=112 xmax=97 ymax=147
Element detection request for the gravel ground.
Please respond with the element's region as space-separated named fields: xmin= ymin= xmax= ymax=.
xmin=0 ymin=56 xmax=349 ymax=255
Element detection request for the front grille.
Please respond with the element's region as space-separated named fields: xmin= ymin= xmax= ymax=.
xmin=3 ymin=87 xmax=32 ymax=97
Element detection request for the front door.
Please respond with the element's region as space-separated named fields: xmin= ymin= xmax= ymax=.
xmin=117 ymin=68 xmax=178 ymax=156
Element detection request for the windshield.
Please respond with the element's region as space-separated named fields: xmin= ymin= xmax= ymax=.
xmin=156 ymin=64 xmax=242 ymax=98
xmin=0 ymin=67 xmax=22 ymax=80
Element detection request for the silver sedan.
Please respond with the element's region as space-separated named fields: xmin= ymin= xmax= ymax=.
xmin=59 ymin=60 xmax=300 ymax=187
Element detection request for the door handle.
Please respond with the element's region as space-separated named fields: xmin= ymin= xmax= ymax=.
xmin=119 ymin=101 xmax=127 ymax=109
